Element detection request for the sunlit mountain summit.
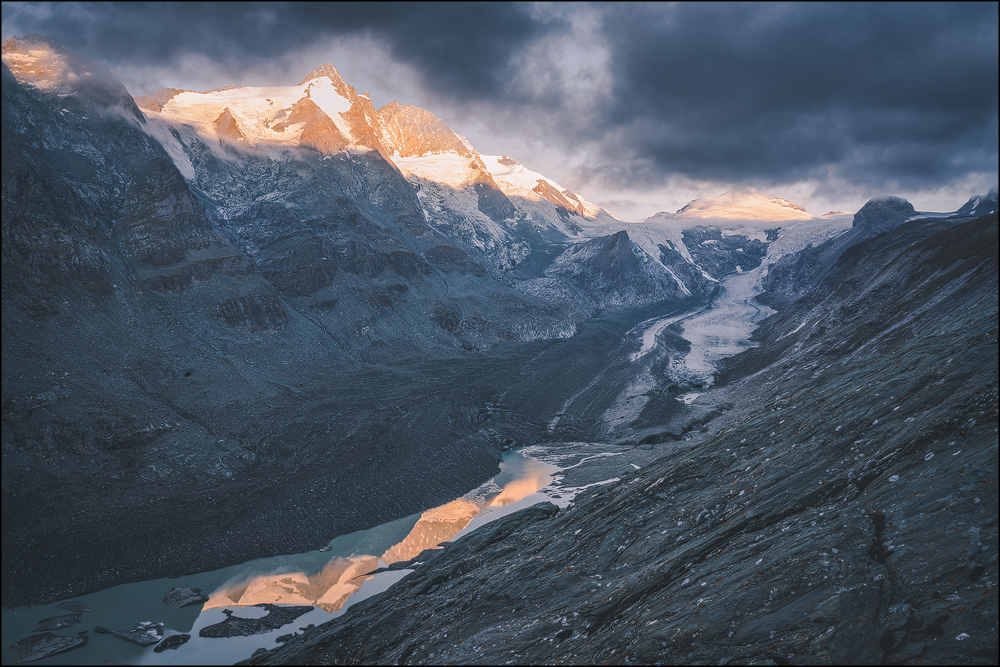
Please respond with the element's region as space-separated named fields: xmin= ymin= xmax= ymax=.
xmin=135 ymin=62 xmax=617 ymax=240
xmin=651 ymin=186 xmax=815 ymax=221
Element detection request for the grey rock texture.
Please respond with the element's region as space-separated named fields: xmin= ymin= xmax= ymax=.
xmin=681 ymin=225 xmax=771 ymax=279
xmin=244 ymin=214 xmax=997 ymax=665
xmin=7 ymin=630 xmax=88 ymax=663
xmin=956 ymin=187 xmax=998 ymax=218
xmin=726 ymin=211 xmax=997 ymax=384
xmin=542 ymin=231 xmax=708 ymax=312
xmin=756 ymin=193 xmax=991 ymax=312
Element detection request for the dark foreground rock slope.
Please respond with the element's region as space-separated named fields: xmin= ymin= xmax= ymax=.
xmin=246 ymin=213 xmax=998 ymax=665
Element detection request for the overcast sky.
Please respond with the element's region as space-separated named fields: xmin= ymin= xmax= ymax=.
xmin=4 ymin=2 xmax=997 ymax=219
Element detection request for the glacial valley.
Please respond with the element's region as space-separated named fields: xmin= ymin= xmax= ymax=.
xmin=2 ymin=33 xmax=997 ymax=667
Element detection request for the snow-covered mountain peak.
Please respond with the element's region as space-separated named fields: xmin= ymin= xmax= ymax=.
xmin=125 ymin=53 xmax=616 ymax=238
xmin=664 ymin=187 xmax=814 ymax=221
xmin=296 ymin=63 xmax=356 ymax=102
xmin=136 ymin=67 xmax=368 ymax=154
xmin=482 ymin=155 xmax=616 ymax=222
xmin=297 ymin=63 xmax=346 ymax=86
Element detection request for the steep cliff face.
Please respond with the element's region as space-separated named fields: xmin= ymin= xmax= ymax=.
xmin=245 ymin=212 xmax=998 ymax=667
xmin=539 ymin=230 xmax=703 ymax=311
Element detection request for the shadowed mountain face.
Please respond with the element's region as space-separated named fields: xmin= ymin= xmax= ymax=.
xmin=245 ymin=211 xmax=998 ymax=667
xmin=543 ymin=230 xmax=703 ymax=310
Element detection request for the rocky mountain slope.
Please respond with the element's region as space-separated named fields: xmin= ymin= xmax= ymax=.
xmin=246 ymin=208 xmax=998 ymax=666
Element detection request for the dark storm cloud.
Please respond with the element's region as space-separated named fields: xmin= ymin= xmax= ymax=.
xmin=2 ymin=1 xmax=557 ymax=98
xmin=3 ymin=2 xmax=996 ymax=194
xmin=595 ymin=2 xmax=998 ymax=189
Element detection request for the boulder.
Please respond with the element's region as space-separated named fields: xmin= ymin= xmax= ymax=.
xmin=94 ymin=621 xmax=164 ymax=646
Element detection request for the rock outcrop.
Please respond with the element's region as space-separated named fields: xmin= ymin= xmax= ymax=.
xmin=153 ymin=633 xmax=190 ymax=652
xmin=956 ymin=187 xmax=999 ymax=218
xmin=851 ymin=195 xmax=917 ymax=235
xmin=32 ymin=613 xmax=81 ymax=631
xmin=541 ymin=230 xmax=705 ymax=311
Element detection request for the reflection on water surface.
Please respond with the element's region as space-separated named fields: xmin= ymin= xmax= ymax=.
xmin=488 ymin=467 xmax=551 ymax=506
xmin=204 ymin=497 xmax=484 ymax=613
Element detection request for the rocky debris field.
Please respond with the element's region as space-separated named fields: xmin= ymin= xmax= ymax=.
xmin=246 ymin=214 xmax=998 ymax=665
